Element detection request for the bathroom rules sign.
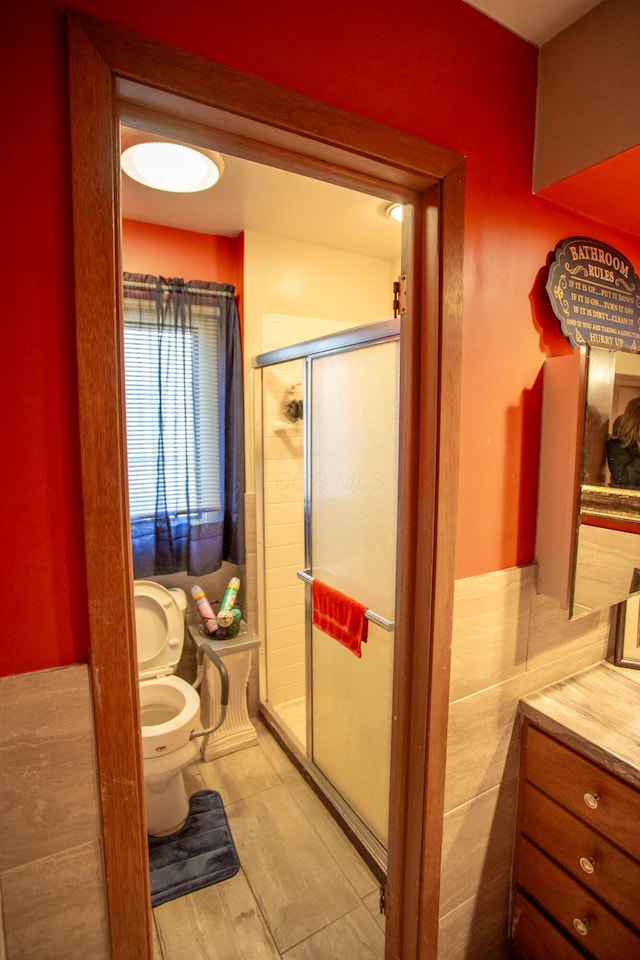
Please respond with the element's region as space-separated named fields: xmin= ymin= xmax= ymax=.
xmin=546 ymin=236 xmax=640 ymax=352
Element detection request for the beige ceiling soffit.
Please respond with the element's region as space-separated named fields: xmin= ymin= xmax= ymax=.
xmin=533 ymin=0 xmax=640 ymax=192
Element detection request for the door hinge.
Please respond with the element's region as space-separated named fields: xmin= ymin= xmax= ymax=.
xmin=393 ymin=274 xmax=407 ymax=318
xmin=379 ymin=883 xmax=388 ymax=916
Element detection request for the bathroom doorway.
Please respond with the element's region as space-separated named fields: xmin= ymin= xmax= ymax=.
xmin=67 ymin=13 xmax=464 ymax=959
xmin=119 ymin=122 xmax=403 ymax=875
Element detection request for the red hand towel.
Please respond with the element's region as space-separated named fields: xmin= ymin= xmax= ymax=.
xmin=312 ymin=579 xmax=369 ymax=657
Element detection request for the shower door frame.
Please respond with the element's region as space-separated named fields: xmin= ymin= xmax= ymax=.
xmin=255 ymin=320 xmax=401 ymax=875
xmin=67 ymin=12 xmax=465 ymax=960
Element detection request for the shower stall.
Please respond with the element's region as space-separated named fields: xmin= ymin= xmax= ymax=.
xmin=254 ymin=319 xmax=399 ymax=874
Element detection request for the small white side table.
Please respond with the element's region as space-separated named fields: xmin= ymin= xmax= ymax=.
xmin=188 ymin=623 xmax=261 ymax=761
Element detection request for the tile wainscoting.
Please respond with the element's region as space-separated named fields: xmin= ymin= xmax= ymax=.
xmin=0 ymin=665 xmax=109 ymax=959
xmin=438 ymin=563 xmax=614 ymax=960
xmin=0 ymin=561 xmax=614 ymax=959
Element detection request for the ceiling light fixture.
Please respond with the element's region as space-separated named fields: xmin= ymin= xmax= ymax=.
xmin=385 ymin=203 xmax=403 ymax=223
xmin=121 ymin=141 xmax=224 ymax=193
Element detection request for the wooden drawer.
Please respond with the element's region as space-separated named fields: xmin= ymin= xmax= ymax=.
xmin=520 ymin=780 xmax=640 ymax=929
xmin=525 ymin=724 xmax=640 ymax=860
xmin=511 ymin=889 xmax=588 ymax=960
xmin=515 ymin=836 xmax=640 ymax=960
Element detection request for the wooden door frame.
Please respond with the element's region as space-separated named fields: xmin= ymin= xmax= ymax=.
xmin=67 ymin=12 xmax=464 ymax=959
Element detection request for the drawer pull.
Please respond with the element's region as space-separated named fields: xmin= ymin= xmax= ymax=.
xmin=573 ymin=918 xmax=589 ymax=937
xmin=579 ymin=856 xmax=595 ymax=874
xmin=583 ymin=792 xmax=600 ymax=810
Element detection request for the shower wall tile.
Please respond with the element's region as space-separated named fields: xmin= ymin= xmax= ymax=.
xmin=2 ymin=840 xmax=109 ymax=960
xmin=264 ymin=483 xmax=304 ymax=506
xmin=265 ymin=563 xmax=303 ymax=591
xmin=265 ymin=522 xmax=304 ymax=548
xmin=266 ymin=584 xmax=305 ymax=611
xmin=266 ymin=623 xmax=305 ymax=650
xmin=267 ymin=648 xmax=301 ymax=676
xmin=263 ymin=441 xmax=304 ymax=466
xmin=265 ymin=544 xmax=304 ymax=569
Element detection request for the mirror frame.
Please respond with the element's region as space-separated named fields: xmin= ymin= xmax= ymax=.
xmin=614 ymin=571 xmax=640 ymax=669
xmin=581 ymin=485 xmax=640 ymax=526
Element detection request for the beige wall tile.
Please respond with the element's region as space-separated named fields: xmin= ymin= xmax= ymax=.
xmin=449 ymin=566 xmax=534 ymax=700
xmin=445 ymin=635 xmax=608 ymax=811
xmin=2 ymin=840 xmax=109 ymax=960
xmin=0 ymin=666 xmax=101 ymax=872
xmin=438 ymin=869 xmax=513 ymax=960
xmin=444 ymin=674 xmax=523 ymax=813
xmin=439 ymin=778 xmax=518 ymax=916
xmin=526 ymin=591 xmax=613 ymax=670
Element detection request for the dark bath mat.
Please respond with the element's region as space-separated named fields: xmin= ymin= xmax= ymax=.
xmin=148 ymin=790 xmax=240 ymax=907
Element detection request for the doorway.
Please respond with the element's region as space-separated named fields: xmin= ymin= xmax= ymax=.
xmin=67 ymin=12 xmax=464 ymax=959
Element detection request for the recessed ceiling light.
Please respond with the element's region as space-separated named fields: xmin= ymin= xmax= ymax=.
xmin=385 ymin=203 xmax=403 ymax=223
xmin=121 ymin=141 xmax=223 ymax=193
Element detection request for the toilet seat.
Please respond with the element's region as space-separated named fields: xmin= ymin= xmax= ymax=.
xmin=134 ymin=579 xmax=201 ymax=758
xmin=139 ymin=675 xmax=201 ymax=757
xmin=134 ymin=580 xmax=185 ymax=680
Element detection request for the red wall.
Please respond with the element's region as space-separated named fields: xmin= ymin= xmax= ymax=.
xmin=3 ymin=0 xmax=640 ymax=675
xmin=121 ymin=220 xmax=244 ymax=335
xmin=122 ymin=220 xmax=242 ymax=287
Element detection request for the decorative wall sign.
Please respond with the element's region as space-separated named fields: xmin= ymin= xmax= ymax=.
xmin=546 ymin=237 xmax=640 ymax=351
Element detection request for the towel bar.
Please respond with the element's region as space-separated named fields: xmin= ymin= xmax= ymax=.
xmin=296 ymin=569 xmax=395 ymax=631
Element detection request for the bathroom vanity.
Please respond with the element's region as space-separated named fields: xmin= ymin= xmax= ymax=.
xmin=510 ymin=664 xmax=640 ymax=959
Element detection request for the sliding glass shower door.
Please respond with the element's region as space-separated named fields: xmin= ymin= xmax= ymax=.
xmin=257 ymin=321 xmax=399 ymax=867
xmin=309 ymin=339 xmax=398 ymax=848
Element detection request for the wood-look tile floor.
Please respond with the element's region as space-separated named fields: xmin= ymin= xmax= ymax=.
xmin=152 ymin=719 xmax=385 ymax=959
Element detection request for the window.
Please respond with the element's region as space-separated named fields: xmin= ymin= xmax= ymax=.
xmin=123 ymin=294 xmax=221 ymax=521
xmin=122 ymin=274 xmax=245 ymax=577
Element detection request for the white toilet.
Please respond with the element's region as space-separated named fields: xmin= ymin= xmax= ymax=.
xmin=135 ymin=579 xmax=202 ymax=836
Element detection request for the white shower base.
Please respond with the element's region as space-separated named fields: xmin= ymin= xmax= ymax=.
xmin=271 ymin=696 xmax=306 ymax=750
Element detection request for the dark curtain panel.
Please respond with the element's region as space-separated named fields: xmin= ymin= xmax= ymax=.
xmin=123 ymin=273 xmax=245 ymax=577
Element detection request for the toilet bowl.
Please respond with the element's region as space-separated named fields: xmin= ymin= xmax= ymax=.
xmin=135 ymin=580 xmax=202 ymax=836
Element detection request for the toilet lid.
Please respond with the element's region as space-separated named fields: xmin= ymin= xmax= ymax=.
xmin=134 ymin=580 xmax=184 ymax=678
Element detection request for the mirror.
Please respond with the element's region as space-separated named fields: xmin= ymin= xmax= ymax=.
xmin=572 ymin=347 xmax=640 ymax=616
xmin=613 ymin=576 xmax=640 ymax=668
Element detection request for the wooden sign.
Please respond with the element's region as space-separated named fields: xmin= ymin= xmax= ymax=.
xmin=546 ymin=237 xmax=640 ymax=351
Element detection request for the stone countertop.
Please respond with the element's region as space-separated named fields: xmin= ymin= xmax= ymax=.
xmin=519 ymin=661 xmax=640 ymax=788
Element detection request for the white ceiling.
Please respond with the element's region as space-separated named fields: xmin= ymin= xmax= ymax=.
xmin=121 ymin=135 xmax=403 ymax=261
xmin=121 ymin=1 xmax=606 ymax=256
xmin=463 ymin=0 xmax=602 ymax=46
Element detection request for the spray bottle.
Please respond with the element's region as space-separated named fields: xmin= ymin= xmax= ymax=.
xmin=191 ymin=585 xmax=218 ymax=635
xmin=219 ymin=576 xmax=240 ymax=613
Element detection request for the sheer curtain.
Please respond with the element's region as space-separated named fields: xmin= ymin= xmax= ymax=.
xmin=122 ymin=273 xmax=245 ymax=577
